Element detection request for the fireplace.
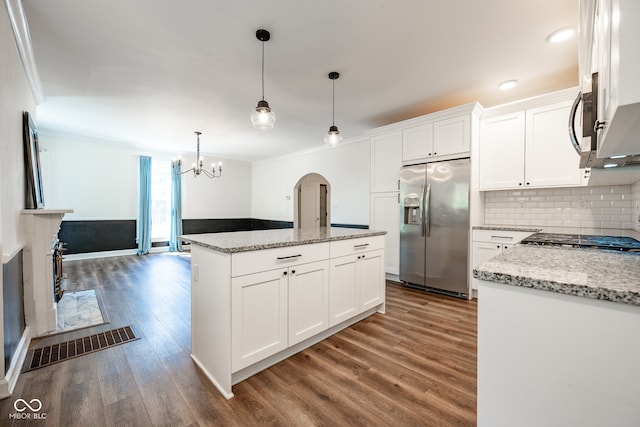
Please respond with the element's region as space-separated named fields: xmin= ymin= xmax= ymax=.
xmin=22 ymin=209 xmax=73 ymax=336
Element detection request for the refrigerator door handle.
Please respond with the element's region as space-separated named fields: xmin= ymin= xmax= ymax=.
xmin=424 ymin=183 xmax=432 ymax=237
xmin=419 ymin=184 xmax=426 ymax=236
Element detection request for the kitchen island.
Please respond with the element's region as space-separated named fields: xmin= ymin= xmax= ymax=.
xmin=181 ymin=227 xmax=386 ymax=399
xmin=474 ymin=244 xmax=640 ymax=427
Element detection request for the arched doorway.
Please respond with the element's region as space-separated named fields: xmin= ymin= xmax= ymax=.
xmin=293 ymin=173 xmax=331 ymax=229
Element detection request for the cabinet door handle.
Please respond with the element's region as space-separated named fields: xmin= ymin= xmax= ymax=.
xmin=354 ymin=243 xmax=369 ymax=249
xmin=283 ymin=271 xmax=288 ymax=276
xmin=291 ymin=269 xmax=296 ymax=274
xmin=277 ymin=254 xmax=302 ymax=260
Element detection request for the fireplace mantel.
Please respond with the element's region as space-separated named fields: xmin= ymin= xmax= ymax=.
xmin=21 ymin=209 xmax=73 ymax=336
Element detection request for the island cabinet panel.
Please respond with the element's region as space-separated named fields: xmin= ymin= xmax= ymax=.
xmin=329 ymin=243 xmax=385 ymax=327
xmin=231 ymin=269 xmax=288 ymax=372
xmin=288 ymin=260 xmax=330 ymax=345
xmin=328 ymin=254 xmax=359 ymax=326
xmin=359 ymin=249 xmax=385 ymax=311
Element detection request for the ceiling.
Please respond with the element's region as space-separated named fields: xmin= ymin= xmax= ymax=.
xmin=23 ymin=0 xmax=579 ymax=162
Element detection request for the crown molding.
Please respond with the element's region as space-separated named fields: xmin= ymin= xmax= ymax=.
xmin=5 ymin=0 xmax=45 ymax=104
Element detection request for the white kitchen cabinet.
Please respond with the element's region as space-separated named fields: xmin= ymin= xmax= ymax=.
xmin=358 ymin=249 xmax=385 ymax=311
xmin=370 ymin=192 xmax=400 ymax=276
xmin=329 ymin=254 xmax=360 ymax=325
xmin=402 ymin=123 xmax=433 ymax=162
xmin=525 ymin=101 xmax=583 ymax=187
xmin=232 ymin=268 xmax=288 ymax=371
xmin=479 ymin=98 xmax=584 ymax=190
xmin=478 ymin=112 xmax=526 ymax=190
xmin=232 ymin=258 xmax=330 ymax=370
xmin=370 ymin=132 xmax=402 ymax=193
xmin=433 ymin=114 xmax=471 ymax=158
xmin=329 ymin=236 xmax=386 ymax=326
xmin=402 ymin=115 xmax=471 ymax=163
xmin=231 ymin=261 xmax=329 ymax=371
xmin=288 ymin=260 xmax=330 ymax=346
xmin=231 ymin=243 xmax=330 ymax=372
xmin=329 ymin=249 xmax=385 ymax=326
xmin=471 ymin=229 xmax=536 ymax=291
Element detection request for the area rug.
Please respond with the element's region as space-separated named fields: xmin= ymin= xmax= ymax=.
xmin=55 ymin=289 xmax=109 ymax=334
xmin=23 ymin=326 xmax=139 ymax=372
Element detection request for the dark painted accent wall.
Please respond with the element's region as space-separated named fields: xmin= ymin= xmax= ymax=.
xmin=3 ymin=251 xmax=25 ymax=374
xmin=59 ymin=218 xmax=365 ymax=254
xmin=59 ymin=220 xmax=137 ymax=254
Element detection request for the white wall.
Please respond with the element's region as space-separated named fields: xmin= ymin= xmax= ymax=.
xmin=1 ymin=1 xmax=38 ymax=396
xmin=38 ymin=131 xmax=252 ymax=220
xmin=251 ymin=137 xmax=370 ymax=225
xmin=1 ymin=8 xmax=36 ymax=257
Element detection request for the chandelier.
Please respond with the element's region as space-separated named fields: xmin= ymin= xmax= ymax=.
xmin=177 ymin=131 xmax=222 ymax=178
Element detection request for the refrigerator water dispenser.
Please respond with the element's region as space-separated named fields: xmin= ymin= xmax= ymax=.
xmin=403 ymin=198 xmax=421 ymax=225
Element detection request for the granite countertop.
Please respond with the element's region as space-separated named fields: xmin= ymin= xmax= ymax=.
xmin=474 ymin=244 xmax=640 ymax=306
xmin=474 ymin=224 xmax=640 ymax=240
xmin=180 ymin=227 xmax=386 ymax=254
xmin=473 ymin=225 xmax=543 ymax=233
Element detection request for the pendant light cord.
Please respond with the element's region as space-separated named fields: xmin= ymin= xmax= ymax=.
xmin=261 ymin=40 xmax=265 ymax=101
xmin=332 ymin=78 xmax=335 ymax=126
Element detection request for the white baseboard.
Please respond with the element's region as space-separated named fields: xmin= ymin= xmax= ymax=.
xmin=385 ymin=273 xmax=400 ymax=283
xmin=63 ymin=246 xmax=171 ymax=261
xmin=2 ymin=325 xmax=34 ymax=397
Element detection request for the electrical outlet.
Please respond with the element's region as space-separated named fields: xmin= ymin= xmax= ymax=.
xmin=192 ymin=264 xmax=199 ymax=282
xmin=519 ymin=201 xmax=525 ymax=209
xmin=579 ymin=199 xmax=588 ymax=209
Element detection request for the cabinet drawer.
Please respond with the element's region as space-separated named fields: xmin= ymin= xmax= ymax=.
xmin=231 ymin=242 xmax=329 ymax=277
xmin=473 ymin=229 xmax=535 ymax=244
xmin=330 ymin=235 xmax=385 ymax=258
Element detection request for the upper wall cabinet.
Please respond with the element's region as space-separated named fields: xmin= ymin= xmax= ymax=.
xmin=370 ymin=132 xmax=402 ymax=193
xmin=402 ymin=115 xmax=471 ymax=164
xmin=479 ymin=89 xmax=587 ymax=191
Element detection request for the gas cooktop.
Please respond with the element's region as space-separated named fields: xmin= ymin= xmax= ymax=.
xmin=520 ymin=233 xmax=640 ymax=252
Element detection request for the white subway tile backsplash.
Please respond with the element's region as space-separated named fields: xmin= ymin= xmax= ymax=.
xmin=483 ymin=182 xmax=640 ymax=231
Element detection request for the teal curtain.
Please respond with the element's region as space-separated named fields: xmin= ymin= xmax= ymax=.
xmin=169 ymin=160 xmax=183 ymax=251
xmin=136 ymin=155 xmax=152 ymax=255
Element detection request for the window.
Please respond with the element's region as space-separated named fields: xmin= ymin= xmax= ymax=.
xmin=151 ymin=158 xmax=171 ymax=240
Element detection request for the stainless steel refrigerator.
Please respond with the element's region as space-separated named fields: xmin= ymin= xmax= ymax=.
xmin=399 ymin=158 xmax=470 ymax=297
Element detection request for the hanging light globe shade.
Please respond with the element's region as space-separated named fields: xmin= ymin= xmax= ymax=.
xmin=324 ymin=125 xmax=342 ymax=147
xmin=251 ymin=100 xmax=276 ymax=130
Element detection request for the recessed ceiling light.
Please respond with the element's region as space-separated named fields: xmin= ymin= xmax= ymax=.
xmin=609 ymin=155 xmax=627 ymax=159
xmin=603 ymin=163 xmax=619 ymax=168
xmin=498 ymin=80 xmax=517 ymax=91
xmin=547 ymin=28 xmax=575 ymax=43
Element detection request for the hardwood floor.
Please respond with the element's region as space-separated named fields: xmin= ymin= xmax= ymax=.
xmin=1 ymin=253 xmax=477 ymax=426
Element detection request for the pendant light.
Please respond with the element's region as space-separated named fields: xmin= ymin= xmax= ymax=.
xmin=324 ymin=71 xmax=342 ymax=147
xmin=251 ymin=29 xmax=276 ymax=129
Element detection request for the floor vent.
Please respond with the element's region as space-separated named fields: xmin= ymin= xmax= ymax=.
xmin=24 ymin=326 xmax=139 ymax=372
